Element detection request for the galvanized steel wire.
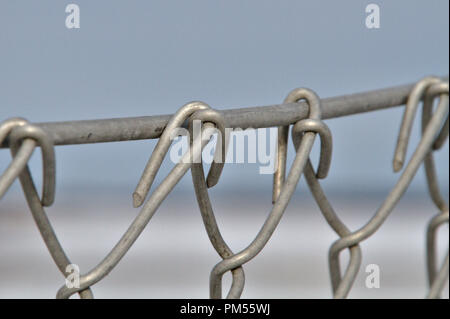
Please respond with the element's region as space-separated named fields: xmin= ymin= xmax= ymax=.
xmin=0 ymin=77 xmax=448 ymax=298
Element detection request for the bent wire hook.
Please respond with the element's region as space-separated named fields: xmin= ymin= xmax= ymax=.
xmin=8 ymin=124 xmax=56 ymax=207
xmin=189 ymin=109 xmax=246 ymax=299
xmin=421 ymin=82 xmax=449 ymax=213
xmin=393 ymin=76 xmax=447 ymax=172
xmin=3 ymin=122 xmax=94 ymax=298
xmin=328 ymin=78 xmax=449 ymax=298
xmin=208 ymin=88 xmax=332 ymax=299
xmin=133 ymin=101 xmax=224 ymax=208
xmin=0 ymin=118 xmax=29 ymax=199
xmin=0 ymin=118 xmax=55 ymax=206
xmin=56 ymin=101 xmax=227 ymax=298
xmin=272 ymin=89 xmax=331 ymax=203
xmin=420 ymin=81 xmax=449 ymax=298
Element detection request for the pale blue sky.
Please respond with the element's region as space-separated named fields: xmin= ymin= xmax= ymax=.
xmin=0 ymin=0 xmax=448 ymax=194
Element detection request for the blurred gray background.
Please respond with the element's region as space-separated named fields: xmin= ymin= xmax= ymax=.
xmin=0 ymin=0 xmax=448 ymax=298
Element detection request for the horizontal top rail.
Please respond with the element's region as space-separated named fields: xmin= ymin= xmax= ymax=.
xmin=1 ymin=76 xmax=448 ymax=148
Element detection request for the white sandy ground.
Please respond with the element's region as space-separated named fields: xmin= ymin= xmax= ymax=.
xmin=0 ymin=186 xmax=448 ymax=299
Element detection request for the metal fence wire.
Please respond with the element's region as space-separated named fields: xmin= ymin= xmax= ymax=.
xmin=0 ymin=76 xmax=448 ymax=299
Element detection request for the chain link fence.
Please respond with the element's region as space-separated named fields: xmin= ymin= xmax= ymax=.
xmin=0 ymin=76 xmax=448 ymax=298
